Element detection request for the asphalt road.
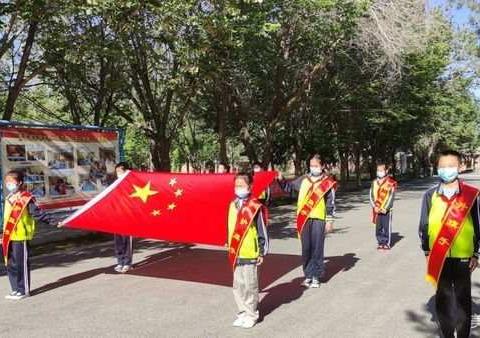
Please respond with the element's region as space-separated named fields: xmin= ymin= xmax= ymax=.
xmin=2 ymin=174 xmax=480 ymax=337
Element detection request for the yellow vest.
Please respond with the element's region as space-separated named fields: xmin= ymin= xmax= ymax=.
xmin=297 ymin=178 xmax=326 ymax=220
xmin=3 ymin=198 xmax=36 ymax=241
xmin=428 ymin=192 xmax=474 ymax=258
xmin=227 ymin=201 xmax=260 ymax=260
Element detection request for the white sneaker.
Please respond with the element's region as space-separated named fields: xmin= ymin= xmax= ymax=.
xmin=6 ymin=292 xmax=27 ymax=300
xmin=471 ymin=314 xmax=480 ymax=329
xmin=241 ymin=318 xmax=257 ymax=329
xmin=11 ymin=293 xmax=27 ymax=300
xmin=233 ymin=316 xmax=245 ymax=327
xmin=121 ymin=265 xmax=131 ymax=273
xmin=301 ymin=278 xmax=312 ymax=288
xmin=310 ymin=279 xmax=321 ymax=288
xmin=114 ymin=265 xmax=123 ymax=273
xmin=5 ymin=291 xmax=18 ymax=300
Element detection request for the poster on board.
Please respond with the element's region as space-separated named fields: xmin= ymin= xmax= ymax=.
xmin=0 ymin=126 xmax=121 ymax=211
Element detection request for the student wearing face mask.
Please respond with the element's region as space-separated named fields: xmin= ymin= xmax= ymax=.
xmin=370 ymin=162 xmax=397 ymax=250
xmin=113 ymin=162 xmax=134 ymax=273
xmin=227 ymin=172 xmax=269 ymax=329
xmin=277 ymin=154 xmax=337 ymax=288
xmin=419 ymin=150 xmax=480 ymax=338
xmin=252 ymin=162 xmax=271 ymax=206
xmin=2 ymin=170 xmax=46 ymax=300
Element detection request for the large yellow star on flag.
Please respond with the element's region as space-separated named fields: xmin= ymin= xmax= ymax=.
xmin=130 ymin=182 xmax=158 ymax=203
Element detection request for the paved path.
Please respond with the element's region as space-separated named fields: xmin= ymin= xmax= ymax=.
xmin=2 ymin=174 xmax=480 ymax=337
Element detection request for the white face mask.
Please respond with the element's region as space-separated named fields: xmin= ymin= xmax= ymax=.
xmin=5 ymin=183 xmax=18 ymax=193
xmin=116 ymin=171 xmax=127 ymax=179
xmin=310 ymin=167 xmax=322 ymax=177
xmin=253 ymin=168 xmax=261 ymax=173
xmin=377 ymin=171 xmax=386 ymax=179
xmin=235 ymin=188 xmax=250 ymax=199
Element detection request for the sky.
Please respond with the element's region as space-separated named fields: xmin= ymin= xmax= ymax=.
xmin=429 ymin=0 xmax=479 ymax=99
xmin=430 ymin=0 xmax=472 ymax=26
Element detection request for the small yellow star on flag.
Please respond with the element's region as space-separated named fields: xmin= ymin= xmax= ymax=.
xmin=151 ymin=209 xmax=161 ymax=217
xmin=167 ymin=202 xmax=176 ymax=211
xmin=169 ymin=177 xmax=177 ymax=186
xmin=174 ymin=189 xmax=183 ymax=197
xmin=130 ymin=182 xmax=158 ymax=203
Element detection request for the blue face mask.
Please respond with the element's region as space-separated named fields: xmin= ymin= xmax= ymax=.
xmin=377 ymin=171 xmax=386 ymax=179
xmin=310 ymin=167 xmax=322 ymax=177
xmin=5 ymin=183 xmax=18 ymax=193
xmin=438 ymin=167 xmax=459 ymax=183
xmin=235 ymin=188 xmax=250 ymax=199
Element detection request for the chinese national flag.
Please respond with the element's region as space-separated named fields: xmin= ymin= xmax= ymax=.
xmin=63 ymin=171 xmax=277 ymax=246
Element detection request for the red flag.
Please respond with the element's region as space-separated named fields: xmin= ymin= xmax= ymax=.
xmin=63 ymin=171 xmax=277 ymax=246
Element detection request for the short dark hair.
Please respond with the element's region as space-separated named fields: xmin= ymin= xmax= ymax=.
xmin=309 ymin=154 xmax=323 ymax=164
xmin=5 ymin=170 xmax=24 ymax=184
xmin=218 ymin=162 xmax=230 ymax=171
xmin=115 ymin=162 xmax=130 ymax=171
xmin=234 ymin=172 xmax=253 ymax=186
xmin=437 ymin=150 xmax=461 ymax=162
xmin=376 ymin=161 xmax=388 ymax=168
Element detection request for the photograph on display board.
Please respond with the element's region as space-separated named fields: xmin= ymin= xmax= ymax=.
xmin=1 ymin=127 xmax=120 ymax=210
xmin=77 ymin=147 xmax=96 ymax=166
xmin=48 ymin=147 xmax=74 ymax=169
xmin=26 ymin=144 xmax=46 ymax=161
xmin=6 ymin=144 xmax=26 ymax=162
xmin=89 ymin=160 xmax=106 ymax=179
xmin=48 ymin=175 xmax=75 ymax=197
xmin=79 ymin=174 xmax=98 ymax=193
xmin=99 ymin=147 xmax=117 ymax=187
xmin=100 ymin=148 xmax=116 ymax=174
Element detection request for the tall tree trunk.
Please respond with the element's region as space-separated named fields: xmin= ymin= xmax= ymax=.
xmin=339 ymin=151 xmax=348 ymax=183
xmin=262 ymin=127 xmax=274 ymax=168
xmin=150 ymin=137 xmax=171 ymax=171
xmin=390 ymin=149 xmax=396 ymax=177
xmin=240 ymin=127 xmax=258 ymax=164
xmin=217 ymin=101 xmax=228 ymax=163
xmin=293 ymin=141 xmax=303 ymax=176
xmin=3 ymin=19 xmax=38 ymax=120
xmin=354 ymin=147 xmax=362 ymax=187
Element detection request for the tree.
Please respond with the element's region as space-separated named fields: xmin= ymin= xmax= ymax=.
xmin=0 ymin=1 xmax=52 ymax=120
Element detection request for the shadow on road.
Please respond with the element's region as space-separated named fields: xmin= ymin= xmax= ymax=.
xmin=405 ymin=295 xmax=480 ymax=338
xmin=29 ymin=241 xmax=189 ymax=296
xmin=258 ymin=252 xmax=360 ymax=320
xmin=390 ymin=232 xmax=404 ymax=248
xmin=29 ymin=248 xmax=359 ymax=304
xmin=30 ymin=247 xmax=301 ymax=296
xmin=129 ymin=247 xmax=302 ymax=289
xmin=404 ymin=297 xmax=438 ymax=338
xmin=0 ymin=239 xmax=182 ymax=277
xmin=258 ymin=277 xmax=306 ymax=321
xmin=322 ymin=253 xmax=360 ymax=283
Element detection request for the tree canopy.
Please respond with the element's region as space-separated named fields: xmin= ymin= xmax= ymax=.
xmin=0 ymin=0 xmax=478 ymax=179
